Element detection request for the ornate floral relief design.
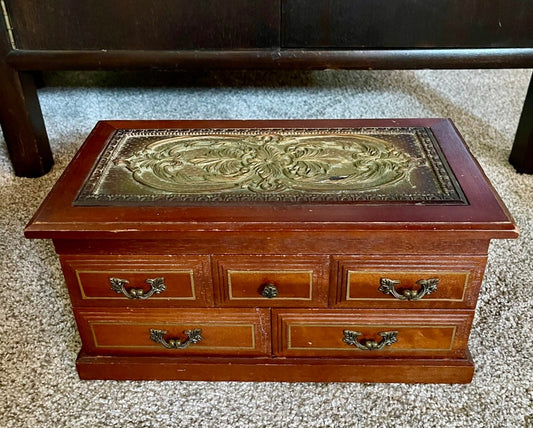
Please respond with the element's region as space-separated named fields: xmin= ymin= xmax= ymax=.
xmin=75 ymin=127 xmax=467 ymax=204
xmin=115 ymin=133 xmax=416 ymax=195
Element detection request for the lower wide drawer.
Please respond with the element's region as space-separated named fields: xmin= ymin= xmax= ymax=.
xmin=273 ymin=309 xmax=473 ymax=359
xmin=75 ymin=308 xmax=271 ymax=357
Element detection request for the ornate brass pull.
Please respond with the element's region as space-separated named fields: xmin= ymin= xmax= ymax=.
xmin=261 ymin=283 xmax=279 ymax=299
xmin=110 ymin=277 xmax=166 ymax=299
xmin=149 ymin=328 xmax=203 ymax=349
xmin=343 ymin=330 xmax=398 ymax=351
xmin=378 ymin=277 xmax=439 ymax=301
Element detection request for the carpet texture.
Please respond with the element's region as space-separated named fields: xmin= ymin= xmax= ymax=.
xmin=1 ymin=69 xmax=532 ymax=428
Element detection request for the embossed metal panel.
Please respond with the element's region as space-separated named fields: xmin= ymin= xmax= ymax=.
xmin=75 ymin=127 xmax=466 ymax=205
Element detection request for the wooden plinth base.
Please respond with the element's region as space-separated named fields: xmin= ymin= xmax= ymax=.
xmin=76 ymin=351 xmax=474 ymax=384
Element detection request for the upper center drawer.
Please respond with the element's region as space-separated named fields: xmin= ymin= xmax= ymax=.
xmin=213 ymin=255 xmax=329 ymax=307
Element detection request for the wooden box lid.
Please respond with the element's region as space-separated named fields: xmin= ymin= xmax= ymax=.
xmin=25 ymin=119 xmax=518 ymax=239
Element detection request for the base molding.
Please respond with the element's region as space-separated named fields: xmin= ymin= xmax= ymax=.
xmin=76 ymin=351 xmax=475 ymax=383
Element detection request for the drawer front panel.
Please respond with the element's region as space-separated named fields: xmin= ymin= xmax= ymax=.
xmin=7 ymin=1 xmax=280 ymax=50
xmin=282 ymin=0 xmax=533 ymax=48
xmin=331 ymin=256 xmax=487 ymax=308
xmin=273 ymin=309 xmax=473 ymax=358
xmin=76 ymin=308 xmax=271 ymax=356
xmin=61 ymin=255 xmax=213 ymax=307
xmin=213 ymin=255 xmax=329 ymax=307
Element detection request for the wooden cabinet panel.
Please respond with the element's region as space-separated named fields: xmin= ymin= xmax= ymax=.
xmin=76 ymin=308 xmax=271 ymax=356
xmin=331 ymin=255 xmax=487 ymax=309
xmin=5 ymin=0 xmax=280 ymax=50
xmin=282 ymin=0 xmax=533 ymax=48
xmin=273 ymin=309 xmax=473 ymax=358
xmin=212 ymin=255 xmax=329 ymax=307
xmin=61 ymin=255 xmax=213 ymax=307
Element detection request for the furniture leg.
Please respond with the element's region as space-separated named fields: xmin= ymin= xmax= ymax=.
xmin=0 ymin=63 xmax=53 ymax=177
xmin=510 ymin=74 xmax=533 ymax=174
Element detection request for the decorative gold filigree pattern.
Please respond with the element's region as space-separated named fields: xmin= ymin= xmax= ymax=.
xmin=74 ymin=127 xmax=467 ymax=204
xmin=116 ymin=133 xmax=415 ymax=195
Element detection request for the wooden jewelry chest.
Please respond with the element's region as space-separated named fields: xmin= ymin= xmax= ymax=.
xmin=25 ymin=119 xmax=518 ymax=383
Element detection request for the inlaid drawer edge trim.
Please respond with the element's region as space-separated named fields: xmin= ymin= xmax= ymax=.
xmin=76 ymin=269 xmax=196 ymax=300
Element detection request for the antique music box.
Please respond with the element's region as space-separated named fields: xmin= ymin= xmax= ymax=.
xmin=25 ymin=119 xmax=518 ymax=383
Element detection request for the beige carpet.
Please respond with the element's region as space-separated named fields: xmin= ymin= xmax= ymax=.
xmin=1 ymin=69 xmax=532 ymax=427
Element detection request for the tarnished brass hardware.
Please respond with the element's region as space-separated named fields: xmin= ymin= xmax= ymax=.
xmin=261 ymin=283 xmax=279 ymax=299
xmin=109 ymin=277 xmax=166 ymax=299
xmin=149 ymin=328 xmax=203 ymax=349
xmin=378 ymin=277 xmax=439 ymax=301
xmin=343 ymin=330 xmax=398 ymax=351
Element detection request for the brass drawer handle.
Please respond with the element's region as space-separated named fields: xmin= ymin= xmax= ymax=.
xmin=149 ymin=328 xmax=203 ymax=349
xmin=261 ymin=283 xmax=279 ymax=299
xmin=110 ymin=277 xmax=166 ymax=299
xmin=343 ymin=330 xmax=398 ymax=351
xmin=378 ymin=277 xmax=439 ymax=301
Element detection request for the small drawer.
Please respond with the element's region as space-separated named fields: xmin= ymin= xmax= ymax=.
xmin=273 ymin=309 xmax=473 ymax=359
xmin=212 ymin=255 xmax=329 ymax=307
xmin=331 ymin=256 xmax=487 ymax=309
xmin=60 ymin=255 xmax=213 ymax=307
xmin=75 ymin=307 xmax=271 ymax=357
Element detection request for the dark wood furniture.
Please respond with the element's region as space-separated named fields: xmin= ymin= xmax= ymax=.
xmin=25 ymin=119 xmax=518 ymax=383
xmin=1 ymin=1 xmax=533 ymax=177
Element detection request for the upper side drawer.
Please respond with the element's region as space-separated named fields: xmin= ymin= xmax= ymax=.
xmin=331 ymin=255 xmax=487 ymax=309
xmin=282 ymin=0 xmax=533 ymax=48
xmin=60 ymin=255 xmax=213 ymax=307
xmin=212 ymin=255 xmax=329 ymax=307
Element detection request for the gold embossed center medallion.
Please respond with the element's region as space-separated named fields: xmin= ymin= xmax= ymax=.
xmin=119 ymin=133 xmax=413 ymax=194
